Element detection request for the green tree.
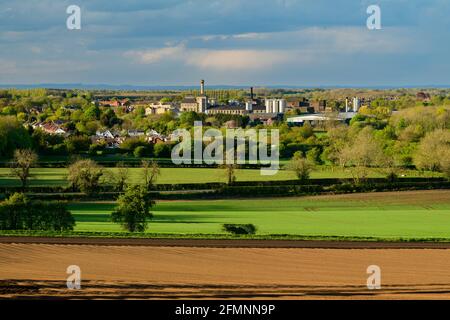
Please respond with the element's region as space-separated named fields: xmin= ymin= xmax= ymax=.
xmin=111 ymin=185 xmax=154 ymax=232
xmin=65 ymin=135 xmax=91 ymax=154
xmin=153 ymin=143 xmax=171 ymax=158
xmin=337 ymin=127 xmax=386 ymax=184
xmin=287 ymin=151 xmax=314 ymax=183
xmin=306 ymin=147 xmax=322 ymax=165
xmin=414 ymin=129 xmax=450 ymax=177
xmin=0 ymin=116 xmax=32 ymax=156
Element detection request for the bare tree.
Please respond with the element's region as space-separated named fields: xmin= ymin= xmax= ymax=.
xmin=11 ymin=149 xmax=38 ymax=190
xmin=67 ymin=159 xmax=104 ymax=194
xmin=220 ymin=163 xmax=238 ymax=185
xmin=142 ymin=160 xmax=160 ymax=190
xmin=110 ymin=162 xmax=129 ymax=192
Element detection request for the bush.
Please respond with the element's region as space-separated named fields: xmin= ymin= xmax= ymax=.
xmin=134 ymin=146 xmax=148 ymax=158
xmin=65 ymin=135 xmax=91 ymax=154
xmin=222 ymin=224 xmax=257 ymax=235
xmin=153 ymin=143 xmax=172 ymax=158
xmin=0 ymin=193 xmax=75 ymax=231
xmin=287 ymin=151 xmax=314 ymax=182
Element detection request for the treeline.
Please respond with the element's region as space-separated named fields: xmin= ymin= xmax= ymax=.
xmin=0 ymin=193 xmax=75 ymax=231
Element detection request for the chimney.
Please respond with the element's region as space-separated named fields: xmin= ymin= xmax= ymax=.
xmin=250 ymin=87 xmax=254 ymax=101
xmin=200 ymin=79 xmax=205 ymax=95
xmin=345 ymin=97 xmax=349 ymax=113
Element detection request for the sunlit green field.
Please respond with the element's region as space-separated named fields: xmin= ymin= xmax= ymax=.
xmin=67 ymin=192 xmax=450 ymax=239
xmin=0 ymin=167 xmax=441 ymax=187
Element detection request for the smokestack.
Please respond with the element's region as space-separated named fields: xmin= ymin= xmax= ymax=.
xmin=200 ymin=79 xmax=205 ymax=95
xmin=250 ymin=87 xmax=254 ymax=101
xmin=345 ymin=97 xmax=349 ymax=113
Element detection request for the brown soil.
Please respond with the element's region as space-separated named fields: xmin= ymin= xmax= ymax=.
xmin=1 ymin=244 xmax=450 ymax=299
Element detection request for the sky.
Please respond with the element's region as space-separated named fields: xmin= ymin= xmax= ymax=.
xmin=0 ymin=0 xmax=449 ymax=87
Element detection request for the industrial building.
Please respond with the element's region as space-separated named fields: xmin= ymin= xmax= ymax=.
xmin=179 ymin=80 xmax=286 ymax=117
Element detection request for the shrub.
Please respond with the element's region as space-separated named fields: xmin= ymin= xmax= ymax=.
xmin=287 ymin=151 xmax=314 ymax=183
xmin=222 ymin=224 xmax=257 ymax=235
xmin=134 ymin=146 xmax=148 ymax=158
xmin=153 ymin=143 xmax=172 ymax=158
xmin=0 ymin=193 xmax=75 ymax=231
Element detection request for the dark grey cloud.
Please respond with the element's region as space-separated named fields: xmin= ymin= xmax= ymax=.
xmin=0 ymin=0 xmax=449 ymax=85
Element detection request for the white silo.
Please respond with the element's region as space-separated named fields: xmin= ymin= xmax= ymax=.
xmin=353 ymin=97 xmax=360 ymax=112
xmin=279 ymin=99 xmax=286 ymax=113
xmin=245 ymin=101 xmax=253 ymax=112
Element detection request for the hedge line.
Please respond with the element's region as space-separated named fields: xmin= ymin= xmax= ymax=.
xmin=1 ymin=177 xmax=446 ymax=194
xmin=10 ymin=180 xmax=450 ymax=201
xmin=0 ymin=198 xmax=75 ymax=231
xmin=0 ymin=160 xmax=271 ymax=169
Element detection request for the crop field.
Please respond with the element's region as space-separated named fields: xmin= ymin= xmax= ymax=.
xmin=0 ymin=167 xmax=441 ymax=187
xmin=3 ymin=244 xmax=450 ymax=299
xmin=66 ymin=190 xmax=450 ymax=240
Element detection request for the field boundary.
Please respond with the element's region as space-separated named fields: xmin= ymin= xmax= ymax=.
xmin=2 ymin=236 xmax=450 ymax=249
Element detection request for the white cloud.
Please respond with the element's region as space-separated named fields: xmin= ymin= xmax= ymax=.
xmin=125 ymin=44 xmax=292 ymax=70
xmin=126 ymin=45 xmax=186 ymax=64
xmin=185 ymin=49 xmax=290 ymax=70
xmin=297 ymin=27 xmax=412 ymax=54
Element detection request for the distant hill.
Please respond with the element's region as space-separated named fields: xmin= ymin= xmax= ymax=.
xmin=0 ymin=83 xmax=449 ymax=91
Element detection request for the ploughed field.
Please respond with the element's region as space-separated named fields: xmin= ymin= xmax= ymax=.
xmin=1 ymin=244 xmax=450 ymax=299
xmin=0 ymin=167 xmax=441 ymax=187
xmin=65 ymin=190 xmax=450 ymax=240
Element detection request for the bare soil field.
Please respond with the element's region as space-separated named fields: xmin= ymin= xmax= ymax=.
xmin=1 ymin=244 xmax=450 ymax=299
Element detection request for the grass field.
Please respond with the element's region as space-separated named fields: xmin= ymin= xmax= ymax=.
xmin=66 ymin=191 xmax=450 ymax=239
xmin=0 ymin=167 xmax=441 ymax=187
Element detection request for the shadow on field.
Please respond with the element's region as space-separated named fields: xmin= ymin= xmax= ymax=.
xmin=2 ymin=280 xmax=450 ymax=300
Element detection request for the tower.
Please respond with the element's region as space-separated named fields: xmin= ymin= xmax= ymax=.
xmin=200 ymin=79 xmax=205 ymax=96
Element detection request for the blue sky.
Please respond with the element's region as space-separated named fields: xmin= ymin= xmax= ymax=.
xmin=0 ymin=0 xmax=449 ymax=86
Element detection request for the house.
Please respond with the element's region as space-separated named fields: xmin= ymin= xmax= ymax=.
xmin=224 ymin=120 xmax=239 ymax=129
xmin=145 ymin=103 xmax=173 ymax=115
xmin=145 ymin=129 xmax=167 ymax=143
xmin=99 ymin=98 xmax=131 ymax=107
xmin=207 ymin=105 xmax=247 ymax=115
xmin=417 ymin=92 xmax=431 ymax=102
xmin=310 ymin=100 xmax=327 ymax=113
xmin=95 ymin=130 xmax=115 ymax=139
xmin=33 ymin=121 xmax=68 ymax=136
xmin=248 ymin=113 xmax=280 ymax=125
xmin=127 ymin=130 xmax=145 ymax=137
xmin=28 ymin=106 xmax=43 ymax=114
xmin=91 ymin=130 xmax=123 ymax=149
xmin=180 ymin=97 xmax=199 ymax=113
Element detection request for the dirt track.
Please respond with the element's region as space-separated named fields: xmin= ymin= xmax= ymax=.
xmin=2 ymin=236 xmax=450 ymax=249
xmin=1 ymin=243 xmax=450 ymax=299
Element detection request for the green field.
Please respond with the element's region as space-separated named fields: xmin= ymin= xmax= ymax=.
xmin=0 ymin=167 xmax=441 ymax=187
xmin=67 ymin=191 xmax=450 ymax=239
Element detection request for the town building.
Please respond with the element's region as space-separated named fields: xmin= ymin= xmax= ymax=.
xmin=145 ymin=103 xmax=173 ymax=115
